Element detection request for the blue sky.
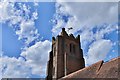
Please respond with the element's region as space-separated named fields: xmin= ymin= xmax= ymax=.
xmin=2 ymin=2 xmax=55 ymax=58
xmin=0 ymin=1 xmax=119 ymax=79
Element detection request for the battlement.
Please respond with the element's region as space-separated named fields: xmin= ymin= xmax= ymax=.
xmin=52 ymin=28 xmax=80 ymax=44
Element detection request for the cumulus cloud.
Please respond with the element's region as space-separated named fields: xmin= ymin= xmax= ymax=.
xmin=85 ymin=39 xmax=112 ymax=65
xmin=52 ymin=2 xmax=118 ymax=66
xmin=1 ymin=40 xmax=51 ymax=78
xmin=1 ymin=0 xmax=51 ymax=78
xmin=1 ymin=56 xmax=31 ymax=78
xmin=52 ymin=2 xmax=118 ymax=35
xmin=21 ymin=40 xmax=51 ymax=75
xmin=16 ymin=20 xmax=39 ymax=44
xmin=0 ymin=1 xmax=40 ymax=45
xmin=0 ymin=1 xmax=14 ymax=22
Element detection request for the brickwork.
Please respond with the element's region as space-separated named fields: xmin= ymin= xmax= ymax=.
xmin=46 ymin=28 xmax=85 ymax=80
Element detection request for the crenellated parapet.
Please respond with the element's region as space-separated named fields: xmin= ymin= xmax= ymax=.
xmin=52 ymin=28 xmax=81 ymax=45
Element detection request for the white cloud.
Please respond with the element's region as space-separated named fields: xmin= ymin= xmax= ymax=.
xmin=52 ymin=2 xmax=118 ymax=35
xmin=52 ymin=19 xmax=67 ymax=36
xmin=0 ymin=1 xmax=40 ymax=45
xmin=21 ymin=40 xmax=51 ymax=75
xmin=1 ymin=40 xmax=51 ymax=78
xmin=16 ymin=20 xmax=39 ymax=44
xmin=1 ymin=56 xmax=31 ymax=78
xmin=32 ymin=10 xmax=38 ymax=20
xmin=52 ymin=2 xmax=118 ymax=66
xmin=1 ymin=1 xmax=51 ymax=78
xmin=85 ymin=39 xmax=112 ymax=65
xmin=0 ymin=1 xmax=14 ymax=22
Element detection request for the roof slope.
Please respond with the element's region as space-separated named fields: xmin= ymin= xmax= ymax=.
xmin=59 ymin=57 xmax=120 ymax=80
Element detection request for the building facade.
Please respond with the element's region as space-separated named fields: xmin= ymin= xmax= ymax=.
xmin=46 ymin=28 xmax=85 ymax=80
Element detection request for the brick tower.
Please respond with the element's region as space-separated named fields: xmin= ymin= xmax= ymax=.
xmin=46 ymin=28 xmax=85 ymax=80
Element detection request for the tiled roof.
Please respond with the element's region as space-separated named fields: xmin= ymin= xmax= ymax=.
xmin=59 ymin=57 xmax=120 ymax=80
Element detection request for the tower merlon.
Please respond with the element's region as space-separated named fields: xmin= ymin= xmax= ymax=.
xmin=52 ymin=37 xmax=56 ymax=44
xmin=76 ymin=35 xmax=80 ymax=40
xmin=52 ymin=37 xmax=56 ymax=41
xmin=61 ymin=28 xmax=68 ymax=37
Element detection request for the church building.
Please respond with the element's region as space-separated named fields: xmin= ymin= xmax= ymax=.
xmin=46 ymin=28 xmax=119 ymax=80
xmin=46 ymin=28 xmax=85 ymax=79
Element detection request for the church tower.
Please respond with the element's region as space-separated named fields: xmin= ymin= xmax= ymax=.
xmin=46 ymin=28 xmax=85 ymax=80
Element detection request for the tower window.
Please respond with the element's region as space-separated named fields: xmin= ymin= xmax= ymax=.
xmin=70 ymin=43 xmax=76 ymax=53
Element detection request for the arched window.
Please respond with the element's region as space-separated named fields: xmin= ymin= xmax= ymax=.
xmin=70 ymin=43 xmax=76 ymax=53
